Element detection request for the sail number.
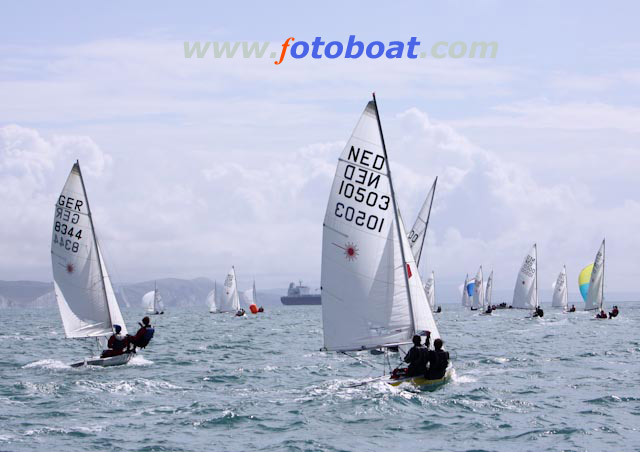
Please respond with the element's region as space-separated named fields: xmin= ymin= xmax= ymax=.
xmin=54 ymin=206 xmax=83 ymax=254
xmin=407 ymin=229 xmax=419 ymax=243
xmin=334 ymin=202 xmax=385 ymax=232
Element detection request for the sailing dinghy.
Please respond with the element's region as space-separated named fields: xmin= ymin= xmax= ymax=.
xmin=143 ymin=281 xmax=164 ymax=315
xmin=424 ymin=271 xmax=436 ymax=313
xmin=552 ymin=265 xmax=568 ymax=310
xmin=320 ymin=95 xmax=451 ymax=390
xmin=206 ymin=281 xmax=219 ymax=313
xmin=221 ymin=266 xmax=243 ymax=315
xmin=481 ymin=269 xmax=493 ymax=314
xmin=583 ymin=239 xmax=606 ymax=316
xmin=461 ymin=274 xmax=471 ymax=307
xmin=471 ymin=266 xmax=484 ymax=311
xmin=512 ymin=244 xmax=541 ymax=317
xmin=51 ymin=162 xmax=133 ymax=367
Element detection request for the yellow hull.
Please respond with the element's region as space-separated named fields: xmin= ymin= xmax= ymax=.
xmin=387 ymin=368 xmax=453 ymax=391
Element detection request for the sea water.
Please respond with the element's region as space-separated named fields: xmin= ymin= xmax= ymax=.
xmin=2 ymin=302 xmax=639 ymax=451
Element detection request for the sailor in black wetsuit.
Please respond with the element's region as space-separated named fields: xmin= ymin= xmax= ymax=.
xmin=403 ymin=335 xmax=427 ymax=377
xmin=425 ymin=338 xmax=449 ymax=380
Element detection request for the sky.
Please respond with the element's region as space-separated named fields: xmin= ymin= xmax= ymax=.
xmin=1 ymin=1 xmax=639 ymax=298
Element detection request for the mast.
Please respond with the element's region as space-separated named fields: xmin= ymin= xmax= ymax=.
xmin=75 ymin=160 xmax=114 ymax=331
xmin=371 ymin=93 xmax=416 ymax=335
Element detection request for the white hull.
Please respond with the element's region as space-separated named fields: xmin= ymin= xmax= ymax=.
xmin=70 ymin=352 xmax=134 ymax=368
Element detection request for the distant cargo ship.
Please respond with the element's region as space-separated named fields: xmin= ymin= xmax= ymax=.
xmin=280 ymin=281 xmax=321 ymax=305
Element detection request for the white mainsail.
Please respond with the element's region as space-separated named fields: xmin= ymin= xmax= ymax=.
xmin=472 ymin=266 xmax=484 ymax=309
xmin=320 ymin=99 xmax=440 ymax=352
xmin=220 ymin=266 xmax=241 ymax=312
xmin=551 ymin=265 xmax=568 ymax=309
xmin=407 ymin=178 xmax=437 ymax=267
xmin=424 ymin=271 xmax=435 ymax=311
xmin=206 ymin=281 xmax=218 ymax=313
xmin=461 ymin=274 xmax=470 ymax=307
xmin=512 ymin=244 xmax=538 ymax=310
xmin=51 ymin=162 xmax=127 ymax=338
xmin=485 ymin=270 xmax=494 ymax=307
xmin=585 ymin=240 xmax=605 ymax=311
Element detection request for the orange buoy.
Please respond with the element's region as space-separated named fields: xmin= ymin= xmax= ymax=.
xmin=249 ymin=304 xmax=258 ymax=314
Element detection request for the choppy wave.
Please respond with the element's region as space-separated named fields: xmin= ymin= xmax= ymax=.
xmin=4 ymin=303 xmax=640 ymax=451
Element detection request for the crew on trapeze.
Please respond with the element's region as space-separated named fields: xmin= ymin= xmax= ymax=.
xmin=129 ymin=316 xmax=155 ymax=350
xmin=533 ymin=306 xmax=544 ymax=317
xmin=609 ymin=306 xmax=619 ymax=318
xmin=568 ymin=304 xmax=576 ymax=312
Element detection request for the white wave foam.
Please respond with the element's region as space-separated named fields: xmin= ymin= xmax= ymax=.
xmin=129 ymin=355 xmax=154 ymax=366
xmin=23 ymin=359 xmax=70 ymax=370
xmin=451 ymin=369 xmax=477 ymax=384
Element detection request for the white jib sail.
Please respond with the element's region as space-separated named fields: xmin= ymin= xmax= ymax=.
xmin=512 ymin=244 xmax=538 ymax=310
xmin=551 ymin=265 xmax=568 ymax=308
xmin=424 ymin=271 xmax=435 ymax=311
xmin=461 ymin=274 xmax=470 ymax=307
xmin=472 ymin=266 xmax=484 ymax=309
xmin=485 ymin=270 xmax=494 ymax=307
xmin=321 ymin=100 xmax=440 ymax=352
xmin=206 ymin=282 xmax=218 ymax=312
xmin=585 ymin=240 xmax=605 ymax=311
xmin=51 ymin=162 xmax=127 ymax=337
xmin=407 ymin=178 xmax=437 ymax=267
xmin=220 ymin=266 xmax=240 ymax=312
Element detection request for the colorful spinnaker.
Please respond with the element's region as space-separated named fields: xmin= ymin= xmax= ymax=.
xmin=578 ymin=264 xmax=593 ymax=302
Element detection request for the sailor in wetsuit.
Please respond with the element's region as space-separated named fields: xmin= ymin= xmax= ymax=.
xmin=425 ymin=338 xmax=449 ymax=380
xmin=609 ymin=306 xmax=619 ymax=318
xmin=101 ymin=324 xmax=129 ymax=358
xmin=128 ymin=316 xmax=154 ymax=351
xmin=568 ymin=304 xmax=576 ymax=312
xmin=403 ymin=335 xmax=427 ymax=377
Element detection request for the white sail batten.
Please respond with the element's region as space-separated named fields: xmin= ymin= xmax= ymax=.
xmin=472 ymin=266 xmax=484 ymax=309
xmin=51 ymin=163 xmax=121 ymax=338
xmin=220 ymin=266 xmax=240 ymax=312
xmin=485 ymin=270 xmax=494 ymax=307
xmin=552 ymin=265 xmax=568 ymax=309
xmin=407 ymin=178 xmax=437 ymax=267
xmin=512 ymin=244 xmax=538 ymax=310
xmin=585 ymin=240 xmax=605 ymax=311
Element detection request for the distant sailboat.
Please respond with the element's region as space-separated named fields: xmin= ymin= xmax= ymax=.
xmin=483 ymin=270 xmax=494 ymax=313
xmin=143 ymin=281 xmax=164 ymax=315
xmin=221 ymin=266 xmax=243 ymax=315
xmin=552 ymin=265 xmax=568 ymax=310
xmin=471 ymin=266 xmax=484 ymax=310
xmin=206 ymin=281 xmax=219 ymax=313
xmin=51 ymin=161 xmax=132 ymax=367
xmin=512 ymin=244 xmax=539 ymax=313
xmin=424 ymin=271 xmax=436 ymax=312
xmin=583 ymin=239 xmax=605 ymax=312
xmin=407 ymin=177 xmax=437 ymax=267
xmin=461 ymin=274 xmax=471 ymax=307
xmin=320 ymin=95 xmax=450 ymax=390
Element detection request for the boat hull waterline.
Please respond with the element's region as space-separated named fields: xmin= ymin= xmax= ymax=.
xmin=70 ymin=352 xmax=134 ymax=368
